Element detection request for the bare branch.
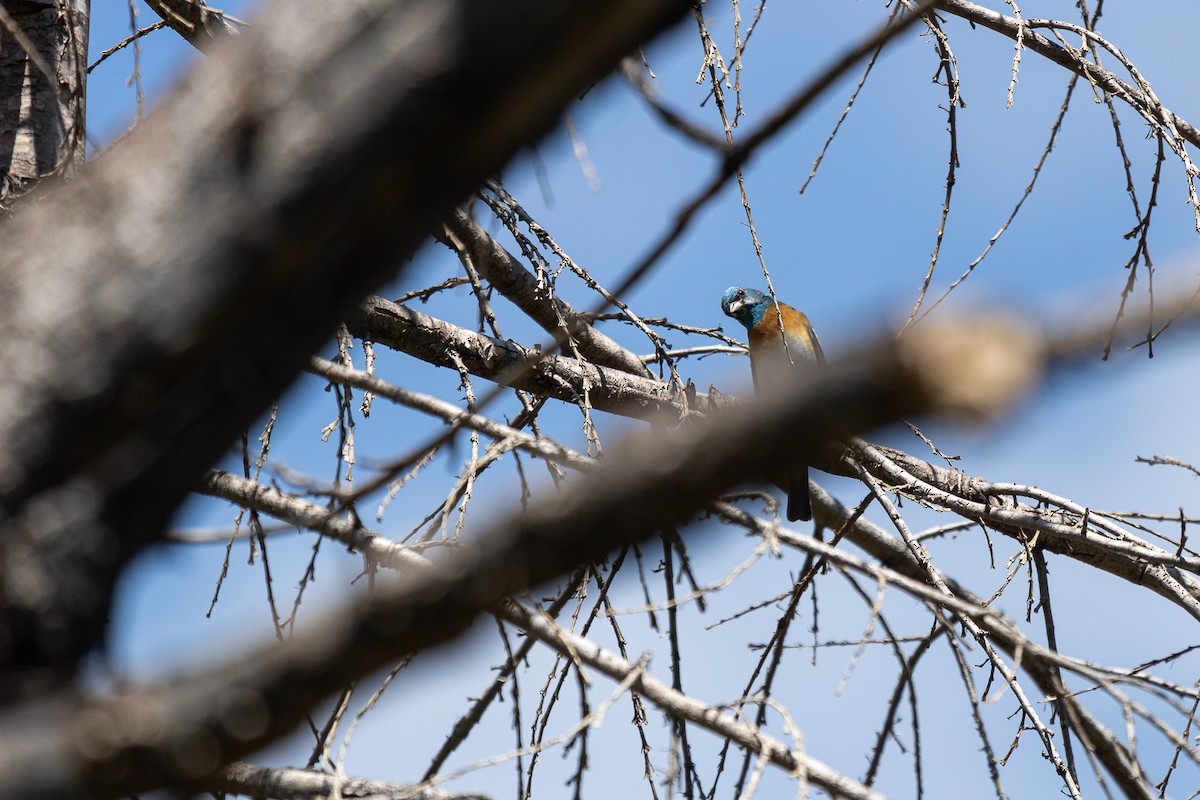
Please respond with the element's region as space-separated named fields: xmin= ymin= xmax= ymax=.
xmin=347 ymin=296 xmax=696 ymax=423
xmin=439 ymin=210 xmax=653 ymax=378
xmin=938 ymin=0 xmax=1200 ymax=150
xmin=505 ymin=601 xmax=887 ymax=800
xmin=143 ymin=0 xmax=241 ymax=49
xmin=213 ymin=761 xmax=487 ymax=800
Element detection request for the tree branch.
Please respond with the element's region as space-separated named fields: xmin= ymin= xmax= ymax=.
xmin=438 ymin=209 xmax=654 ymax=378
xmin=937 ymin=0 xmax=1200 ymax=149
xmin=213 ymin=761 xmax=487 ymax=800
xmin=143 ymin=0 xmax=240 ymax=49
xmin=347 ymin=296 xmax=697 ymax=423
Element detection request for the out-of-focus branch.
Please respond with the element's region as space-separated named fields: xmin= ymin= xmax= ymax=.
xmin=351 ymin=285 xmax=1200 ymax=615
xmin=0 ymin=0 xmax=693 ymax=694
xmin=200 ymin=470 xmax=886 ymax=799
xmin=0 ymin=315 xmax=1037 ymax=798
xmin=325 ymin=320 xmax=1198 ymax=618
xmin=206 ymin=461 xmax=1173 ymax=799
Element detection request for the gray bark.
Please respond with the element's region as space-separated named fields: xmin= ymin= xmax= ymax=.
xmin=143 ymin=0 xmax=238 ymax=49
xmin=440 ymin=208 xmax=655 ymax=378
xmin=347 ymin=296 xmax=693 ymax=422
xmin=0 ymin=0 xmax=88 ymax=204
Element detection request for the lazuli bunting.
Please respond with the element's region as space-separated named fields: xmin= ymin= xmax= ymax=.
xmin=721 ymin=286 xmax=824 ymax=522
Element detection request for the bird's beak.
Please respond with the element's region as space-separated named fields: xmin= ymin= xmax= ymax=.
xmin=727 ymin=298 xmax=743 ymax=316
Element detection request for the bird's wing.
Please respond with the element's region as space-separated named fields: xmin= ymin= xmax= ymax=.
xmin=779 ymin=305 xmax=823 ymax=369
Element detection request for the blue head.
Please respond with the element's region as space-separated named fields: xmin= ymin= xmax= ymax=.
xmin=721 ymin=286 xmax=771 ymax=330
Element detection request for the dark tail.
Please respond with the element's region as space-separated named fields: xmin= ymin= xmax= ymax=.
xmin=787 ymin=466 xmax=812 ymax=522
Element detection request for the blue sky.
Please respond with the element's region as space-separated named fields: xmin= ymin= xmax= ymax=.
xmin=81 ymin=2 xmax=1200 ymax=797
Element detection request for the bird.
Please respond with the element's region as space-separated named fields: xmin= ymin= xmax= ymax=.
xmin=721 ymin=286 xmax=824 ymax=522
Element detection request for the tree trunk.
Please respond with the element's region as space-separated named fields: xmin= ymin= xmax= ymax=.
xmin=0 ymin=0 xmax=88 ymax=206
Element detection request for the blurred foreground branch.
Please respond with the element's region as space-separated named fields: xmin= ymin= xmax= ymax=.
xmin=0 ymin=0 xmax=693 ymax=696
xmin=350 ymin=289 xmax=1200 ymax=615
xmin=0 ymin=313 xmax=1041 ymax=798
